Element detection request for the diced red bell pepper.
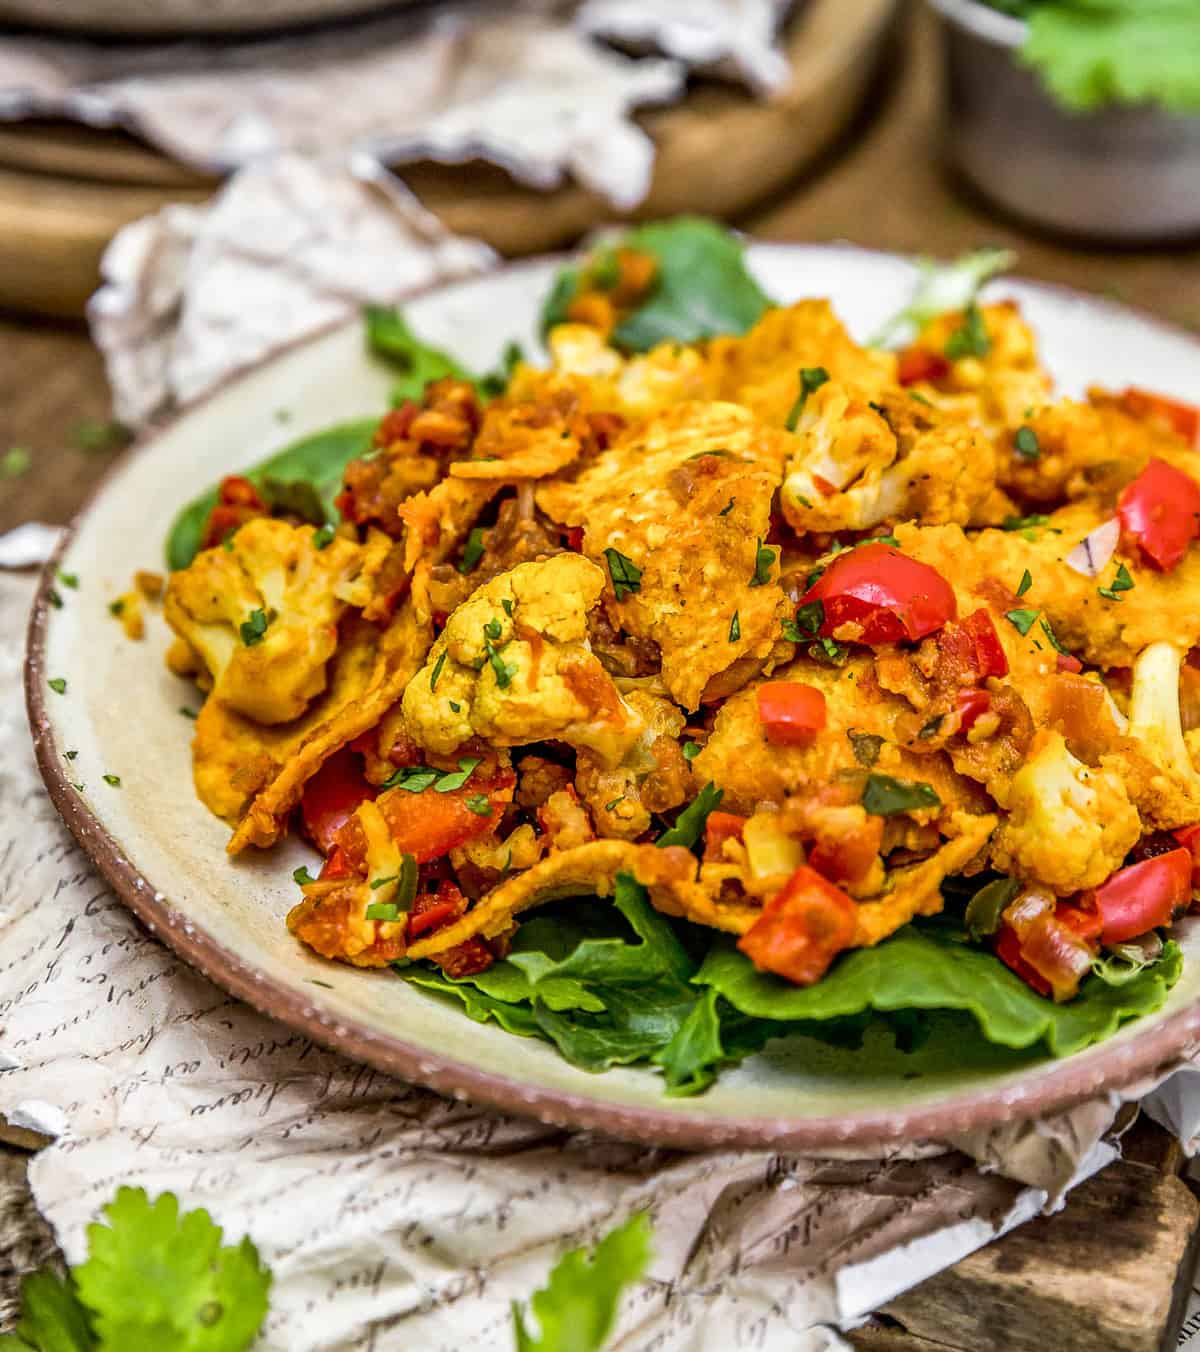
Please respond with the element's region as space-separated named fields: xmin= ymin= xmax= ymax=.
xmin=1056 ymin=903 xmax=1104 ymax=945
xmin=407 ymin=881 xmax=469 ymax=939
xmin=807 ymin=815 xmax=883 ymax=889
xmin=1086 ymin=849 xmax=1193 ymax=944
xmin=378 ymin=766 xmax=514 ymax=864
xmin=301 ymin=749 xmax=378 ymax=854
xmin=801 ymin=543 xmax=957 ymax=645
xmin=704 ymin=811 xmax=748 ymax=863
xmin=1120 ymin=388 xmax=1200 ymax=450
xmin=955 ymin=688 xmax=991 ymax=733
xmin=756 ymin=681 xmax=827 ymax=745
xmin=201 ymin=474 xmax=269 ymax=550
xmin=1117 ymin=458 xmax=1200 ymax=572
xmin=960 ymin=607 xmax=1009 ymax=678
xmin=319 ymin=843 xmax=356 ymax=881
xmin=995 ymin=925 xmax=1052 ymax=998
xmin=898 ymin=346 xmax=951 ymax=387
xmin=737 ymin=865 xmax=857 ymax=985
xmin=1056 ymin=652 xmax=1083 ymax=674
xmin=1173 ymin=822 xmax=1200 ymax=887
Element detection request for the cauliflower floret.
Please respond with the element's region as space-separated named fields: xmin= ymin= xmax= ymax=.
xmin=164 ymin=517 xmax=385 ymax=725
xmin=781 ymin=383 xmax=998 ymax=533
xmin=1114 ymin=642 xmax=1200 ymax=828
xmin=402 ymin=554 xmax=644 ymax=766
xmin=990 ymin=730 xmax=1140 ymax=894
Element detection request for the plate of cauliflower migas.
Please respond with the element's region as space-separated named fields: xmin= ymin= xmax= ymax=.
xmin=28 ymin=220 xmax=1200 ymax=1148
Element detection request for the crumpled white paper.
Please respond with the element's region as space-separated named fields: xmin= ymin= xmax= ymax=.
xmin=0 ymin=563 xmax=1197 ymax=1352
xmin=0 ymin=0 xmax=791 ymax=204
xmin=88 ymin=153 xmax=494 ymax=427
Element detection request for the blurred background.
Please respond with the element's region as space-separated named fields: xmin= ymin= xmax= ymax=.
xmin=1 ymin=0 xmax=1198 ymax=536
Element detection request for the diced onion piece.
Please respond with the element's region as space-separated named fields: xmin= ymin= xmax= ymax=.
xmin=1065 ymin=517 xmax=1119 ymax=577
xmin=742 ymin=813 xmax=805 ymax=881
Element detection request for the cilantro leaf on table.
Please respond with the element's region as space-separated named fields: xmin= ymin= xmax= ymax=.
xmin=695 ymin=924 xmax=1183 ymax=1058
xmin=0 ymin=1270 xmax=96 ymax=1351
xmin=539 ymin=218 xmax=770 ymax=353
xmin=512 ymin=1213 xmax=653 ymax=1352
xmin=73 ymin=1187 xmax=271 ymax=1352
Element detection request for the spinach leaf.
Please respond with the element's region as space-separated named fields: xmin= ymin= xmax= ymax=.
xmin=364 ymin=304 xmax=476 ymax=404
xmin=165 ymin=419 xmax=377 ymax=570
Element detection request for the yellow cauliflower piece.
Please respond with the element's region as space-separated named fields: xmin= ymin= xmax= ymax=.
xmin=781 ymin=382 xmax=998 ymax=533
xmin=538 ymin=401 xmax=793 ymax=710
xmin=989 ymin=730 xmax=1140 ymax=894
xmin=706 ymin=300 xmax=896 ymax=425
xmin=402 ymin=554 xmax=643 ymax=766
xmin=164 ymin=517 xmax=385 ymax=725
xmin=1112 ymin=642 xmax=1200 ymax=829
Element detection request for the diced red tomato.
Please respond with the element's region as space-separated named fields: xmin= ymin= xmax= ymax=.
xmin=897 ymin=346 xmax=951 ymax=387
xmin=704 ymin=811 xmax=748 ymax=863
xmin=1056 ymin=652 xmax=1083 ymax=674
xmin=756 ymin=682 xmax=827 ymax=745
xmin=1120 ymin=388 xmax=1200 ymax=450
xmin=301 ymin=749 xmax=377 ymax=853
xmin=737 ymin=866 xmax=857 ymax=985
xmin=378 ymin=764 xmax=514 ymax=863
xmin=318 ymin=844 xmax=356 ymax=881
xmin=201 ymin=474 xmax=269 ymax=549
xmin=407 ymin=881 xmax=469 ymax=939
xmin=1056 ymin=903 xmax=1104 ymax=945
xmin=1085 ymin=849 xmax=1193 ymax=944
xmin=807 ymin=815 xmax=883 ymax=889
xmin=1117 ymin=458 xmax=1200 ymax=572
xmin=960 ymin=608 xmax=1009 ymax=678
xmin=955 ymin=688 xmax=991 ymax=733
xmin=1173 ymin=823 xmax=1200 ymax=887
xmin=801 ymin=543 xmax=957 ymax=645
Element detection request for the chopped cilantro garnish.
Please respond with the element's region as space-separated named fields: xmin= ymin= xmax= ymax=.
xmin=728 ymin=610 xmax=741 ymax=642
xmin=604 ymin=796 xmax=626 ymax=812
xmin=918 ymin=714 xmax=944 ymax=740
xmin=502 ymin=598 xmax=514 ymax=616
xmin=944 ymin=302 xmax=990 ymax=360
xmin=370 ymin=875 xmax=398 ymax=889
xmin=718 ymin=497 xmax=735 ymax=516
xmin=1017 ymin=568 xmax=1033 ymax=597
xmin=49 ymin=677 xmax=67 ymax=695
xmin=430 ymin=650 xmax=447 ymax=691
xmin=1039 ymin=616 xmax=1070 ymax=656
xmin=483 ymin=617 xmax=503 ymax=641
xmin=682 ymin=740 xmax=701 ymax=762
xmin=459 ymin=525 xmax=486 ymax=574
xmin=179 ymin=706 xmax=198 ymax=719
xmin=449 ymin=700 xmax=461 ymax=712
xmin=293 ymin=865 xmax=316 ymax=885
xmin=1 ymin=446 xmax=31 ymax=478
xmin=909 ymin=390 xmax=933 ymax=407
xmin=465 ymin=793 xmax=492 ymax=816
xmin=795 ymin=493 xmax=814 ymax=509
xmin=809 ymin=636 xmax=848 ymax=666
xmin=313 ymin=523 xmax=336 ymax=550
xmin=804 ymin=564 xmax=827 ymax=590
xmin=382 ymin=765 xmax=440 ymax=793
xmin=102 ymin=773 xmax=121 ymax=787
xmin=435 ymin=757 xmax=481 ymax=793
xmin=749 ymin=538 xmax=776 ymax=587
xmin=1014 ymin=425 xmax=1040 ymax=459
xmin=1099 ymin=562 xmax=1135 ymax=601
xmin=48 ymin=588 xmax=63 ymax=609
xmin=484 ymin=636 xmax=517 ymax=688
xmin=604 ymin=546 xmax=643 ymax=601
xmin=1005 ymin=607 xmax=1039 ymax=636
xmin=1001 ymin=513 xmax=1049 ymax=532
xmin=793 ymin=599 xmax=825 ymax=636
xmin=862 ymin=773 xmax=941 ymax=816
xmin=109 ymin=599 xmax=125 ymax=616
xmin=239 ymin=608 xmax=270 ymax=647
xmin=58 ymin=570 xmax=79 ymax=589
xmin=784 ymin=366 xmax=830 ymax=431
xmin=365 ymin=902 xmax=400 ymax=922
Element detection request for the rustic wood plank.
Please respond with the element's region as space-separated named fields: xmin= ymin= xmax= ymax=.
xmin=848 ymin=1159 xmax=1200 ymax=1352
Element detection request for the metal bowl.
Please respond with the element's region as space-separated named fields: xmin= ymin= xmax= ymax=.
xmin=0 ymin=0 xmax=410 ymax=35
xmin=927 ymin=0 xmax=1200 ymax=243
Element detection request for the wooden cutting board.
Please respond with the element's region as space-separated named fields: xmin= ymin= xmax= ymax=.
xmin=0 ymin=0 xmax=897 ymax=316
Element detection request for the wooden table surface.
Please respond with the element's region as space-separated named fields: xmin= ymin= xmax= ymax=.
xmin=4 ymin=7 xmax=1200 ymax=1349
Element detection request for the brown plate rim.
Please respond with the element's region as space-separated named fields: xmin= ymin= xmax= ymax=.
xmin=24 ymin=245 xmax=1200 ymax=1152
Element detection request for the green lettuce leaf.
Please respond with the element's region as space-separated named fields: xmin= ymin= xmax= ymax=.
xmin=164 ymin=419 xmax=377 ymax=570
xmin=539 ymin=218 xmax=771 ymax=353
xmin=695 ymin=923 xmax=1183 ymax=1058
xmin=512 ymin=1213 xmax=652 ymax=1352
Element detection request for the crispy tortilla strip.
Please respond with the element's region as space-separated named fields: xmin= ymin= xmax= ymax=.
xmin=851 ymin=811 xmax=997 ymax=948
xmin=225 ymin=604 xmax=432 ymax=853
xmin=537 ymin=401 xmax=792 ymax=710
xmin=405 ymin=839 xmax=752 ymax=958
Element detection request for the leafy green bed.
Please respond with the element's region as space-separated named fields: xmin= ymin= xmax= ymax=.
xmin=399 ymin=874 xmax=1183 ymax=1097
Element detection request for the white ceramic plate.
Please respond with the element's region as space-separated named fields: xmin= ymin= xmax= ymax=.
xmin=27 ymin=245 xmax=1200 ymax=1151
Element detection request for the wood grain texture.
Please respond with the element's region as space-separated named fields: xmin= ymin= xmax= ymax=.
xmin=852 ymin=1160 xmax=1200 ymax=1352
